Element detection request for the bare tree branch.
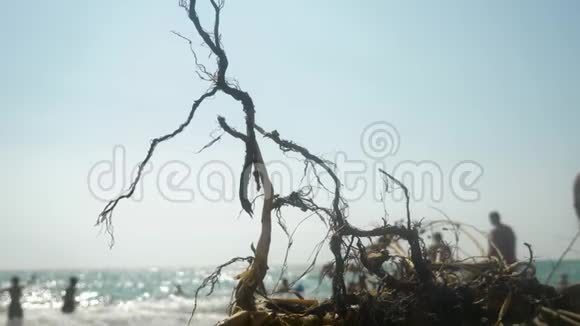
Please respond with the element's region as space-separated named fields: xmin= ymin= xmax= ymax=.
xmin=171 ymin=30 xmax=214 ymax=82
xmin=254 ymin=124 xmax=350 ymax=312
xmin=96 ymin=87 xmax=217 ymax=247
xmin=545 ymin=229 xmax=580 ymax=283
xmin=98 ymin=2 xmax=570 ymax=324
xmin=379 ymin=169 xmax=431 ymax=284
xmin=188 ymin=256 xmax=253 ymax=325
xmin=195 ymin=133 xmax=223 ymax=154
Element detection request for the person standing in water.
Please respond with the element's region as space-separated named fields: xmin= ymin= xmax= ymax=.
xmin=174 ymin=284 xmax=185 ymax=297
xmin=428 ymin=232 xmax=452 ymax=263
xmin=1 ymin=277 xmax=24 ymax=321
xmin=488 ymin=211 xmax=517 ymax=265
xmin=61 ymin=276 xmax=78 ymax=314
xmin=277 ymin=279 xmax=290 ymax=293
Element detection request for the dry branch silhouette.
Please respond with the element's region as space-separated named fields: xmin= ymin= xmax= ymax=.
xmin=96 ymin=2 xmax=571 ymax=325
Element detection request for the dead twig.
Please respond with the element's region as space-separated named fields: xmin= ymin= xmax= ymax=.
xmin=546 ymin=229 xmax=580 ymax=283
xmin=96 ymin=87 xmax=218 ymax=247
xmin=188 ymin=256 xmax=253 ymax=325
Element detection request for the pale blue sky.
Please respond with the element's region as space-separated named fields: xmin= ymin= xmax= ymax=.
xmin=0 ymin=1 xmax=579 ymax=269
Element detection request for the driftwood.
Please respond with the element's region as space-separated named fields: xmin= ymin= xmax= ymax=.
xmin=95 ymin=2 xmax=578 ymax=325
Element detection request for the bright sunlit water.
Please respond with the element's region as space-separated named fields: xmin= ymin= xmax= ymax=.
xmin=0 ymin=261 xmax=576 ymax=325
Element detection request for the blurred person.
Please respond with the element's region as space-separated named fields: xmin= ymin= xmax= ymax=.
xmin=276 ymin=279 xmax=305 ymax=299
xmin=293 ymin=282 xmax=304 ymax=296
xmin=428 ymin=232 xmax=452 ymax=263
xmin=1 ymin=277 xmax=24 ymax=321
xmin=488 ymin=211 xmax=517 ymax=264
xmin=277 ymin=278 xmax=290 ymax=293
xmin=61 ymin=276 xmax=78 ymax=314
xmin=174 ymin=284 xmax=185 ymax=297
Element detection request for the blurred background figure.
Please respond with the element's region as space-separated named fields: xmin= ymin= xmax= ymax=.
xmin=1 ymin=277 xmax=24 ymax=321
xmin=488 ymin=211 xmax=517 ymax=265
xmin=293 ymin=282 xmax=305 ymax=297
xmin=174 ymin=284 xmax=184 ymax=297
xmin=428 ymin=232 xmax=452 ymax=263
xmin=61 ymin=276 xmax=78 ymax=314
xmin=277 ymin=279 xmax=290 ymax=293
xmin=276 ymin=278 xmax=305 ymax=299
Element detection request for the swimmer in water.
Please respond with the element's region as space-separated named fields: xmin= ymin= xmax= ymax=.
xmin=62 ymin=276 xmax=79 ymax=314
xmin=277 ymin=279 xmax=290 ymax=293
xmin=174 ymin=284 xmax=185 ymax=296
xmin=1 ymin=277 xmax=24 ymax=321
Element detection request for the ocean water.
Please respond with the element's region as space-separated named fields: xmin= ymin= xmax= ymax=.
xmin=0 ymin=261 xmax=577 ymax=326
xmin=0 ymin=266 xmax=331 ymax=326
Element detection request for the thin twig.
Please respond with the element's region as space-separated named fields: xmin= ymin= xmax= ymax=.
xmin=546 ymin=229 xmax=580 ymax=283
xmin=96 ymin=87 xmax=218 ymax=247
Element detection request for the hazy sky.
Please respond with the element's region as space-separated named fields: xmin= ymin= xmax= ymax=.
xmin=0 ymin=1 xmax=579 ymax=269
